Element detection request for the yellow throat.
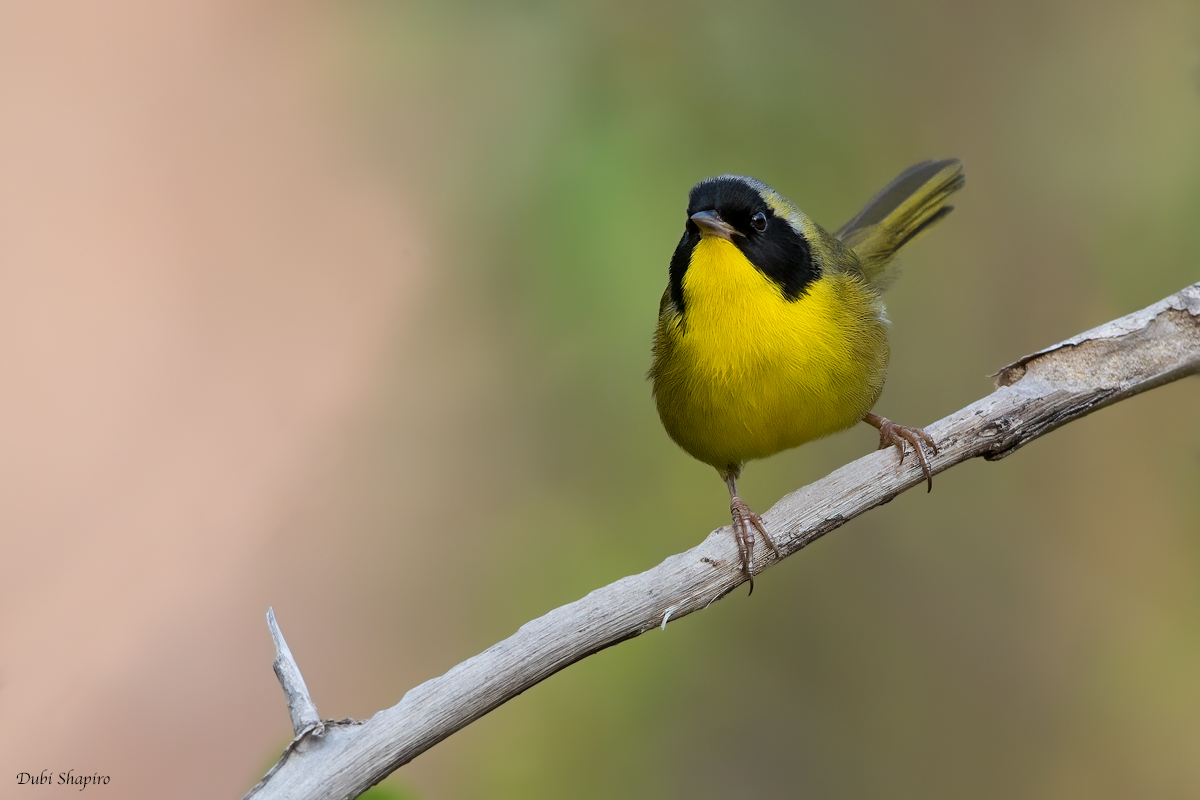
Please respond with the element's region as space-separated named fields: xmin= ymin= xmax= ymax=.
xmin=653 ymin=236 xmax=888 ymax=470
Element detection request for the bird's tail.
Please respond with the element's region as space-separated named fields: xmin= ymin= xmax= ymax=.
xmin=836 ymin=159 xmax=965 ymax=291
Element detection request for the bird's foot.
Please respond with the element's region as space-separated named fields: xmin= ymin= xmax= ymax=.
xmin=864 ymin=412 xmax=938 ymax=492
xmin=729 ymin=496 xmax=781 ymax=595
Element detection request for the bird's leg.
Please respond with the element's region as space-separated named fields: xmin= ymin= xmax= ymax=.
xmin=721 ymin=471 xmax=781 ymax=595
xmin=862 ymin=412 xmax=939 ymax=492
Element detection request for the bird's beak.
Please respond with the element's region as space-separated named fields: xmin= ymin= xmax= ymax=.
xmin=690 ymin=210 xmax=738 ymax=241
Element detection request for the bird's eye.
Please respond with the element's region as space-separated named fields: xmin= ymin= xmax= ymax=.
xmin=751 ymin=211 xmax=768 ymax=232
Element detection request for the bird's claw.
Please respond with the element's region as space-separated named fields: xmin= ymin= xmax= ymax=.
xmin=873 ymin=419 xmax=938 ymax=492
xmin=730 ymin=497 xmax=780 ymax=595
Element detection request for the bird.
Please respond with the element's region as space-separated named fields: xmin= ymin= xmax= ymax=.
xmin=649 ymin=159 xmax=965 ymax=593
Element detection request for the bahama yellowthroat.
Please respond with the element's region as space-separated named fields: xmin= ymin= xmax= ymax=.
xmin=650 ymin=159 xmax=965 ymax=592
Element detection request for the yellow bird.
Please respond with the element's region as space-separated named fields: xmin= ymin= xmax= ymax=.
xmin=650 ymin=160 xmax=965 ymax=591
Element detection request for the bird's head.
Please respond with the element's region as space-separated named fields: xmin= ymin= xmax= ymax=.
xmin=667 ymin=175 xmax=820 ymax=311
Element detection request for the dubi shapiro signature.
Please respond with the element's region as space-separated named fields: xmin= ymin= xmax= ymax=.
xmin=16 ymin=770 xmax=111 ymax=790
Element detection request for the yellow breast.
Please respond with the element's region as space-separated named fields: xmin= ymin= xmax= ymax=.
xmin=652 ymin=237 xmax=889 ymax=470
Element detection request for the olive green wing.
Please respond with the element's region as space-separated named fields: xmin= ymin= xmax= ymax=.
xmin=836 ymin=159 xmax=965 ymax=292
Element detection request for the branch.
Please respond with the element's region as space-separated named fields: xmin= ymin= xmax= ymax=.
xmin=244 ymin=611 xmax=363 ymax=797
xmin=246 ymin=282 xmax=1200 ymax=800
xmin=268 ymin=608 xmax=322 ymax=739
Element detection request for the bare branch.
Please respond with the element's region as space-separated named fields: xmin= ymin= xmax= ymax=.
xmin=247 ymin=282 xmax=1200 ymax=800
xmin=267 ymin=608 xmax=323 ymax=739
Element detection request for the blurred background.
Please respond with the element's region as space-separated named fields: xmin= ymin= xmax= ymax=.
xmin=1 ymin=0 xmax=1198 ymax=798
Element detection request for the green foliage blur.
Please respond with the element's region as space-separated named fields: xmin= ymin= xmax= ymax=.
xmin=286 ymin=1 xmax=1200 ymax=798
xmin=361 ymin=782 xmax=415 ymax=800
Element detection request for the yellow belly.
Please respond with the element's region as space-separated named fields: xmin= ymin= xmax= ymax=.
xmin=652 ymin=237 xmax=889 ymax=471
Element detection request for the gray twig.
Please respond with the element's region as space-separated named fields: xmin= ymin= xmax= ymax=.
xmin=247 ymin=282 xmax=1200 ymax=800
xmin=267 ymin=608 xmax=323 ymax=739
